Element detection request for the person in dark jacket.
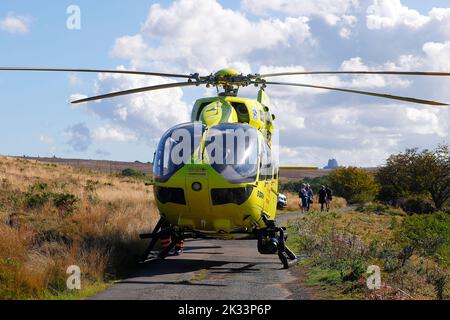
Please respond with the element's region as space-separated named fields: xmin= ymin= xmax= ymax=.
xmin=325 ymin=185 xmax=333 ymax=212
xmin=318 ymin=185 xmax=328 ymax=212
xmin=299 ymin=184 xmax=308 ymax=213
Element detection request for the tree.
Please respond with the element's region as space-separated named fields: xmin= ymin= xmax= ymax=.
xmin=377 ymin=145 xmax=450 ymax=211
xmin=329 ymin=167 xmax=379 ymax=204
xmin=279 ymin=176 xmax=330 ymax=194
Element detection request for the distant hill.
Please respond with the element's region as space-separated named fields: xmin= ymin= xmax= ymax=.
xmin=17 ymin=156 xmax=377 ymax=180
xmin=18 ymin=156 xmax=153 ymax=176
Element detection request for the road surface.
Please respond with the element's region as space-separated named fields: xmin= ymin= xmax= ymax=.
xmin=92 ymin=211 xmax=310 ymax=300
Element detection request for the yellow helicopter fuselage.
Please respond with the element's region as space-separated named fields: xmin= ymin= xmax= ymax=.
xmin=153 ymin=91 xmax=279 ymax=239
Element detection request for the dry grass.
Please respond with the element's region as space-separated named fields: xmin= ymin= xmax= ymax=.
xmin=0 ymin=157 xmax=159 ymax=299
xmin=283 ymin=192 xmax=347 ymax=212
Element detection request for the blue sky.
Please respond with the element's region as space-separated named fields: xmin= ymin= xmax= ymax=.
xmin=0 ymin=0 xmax=449 ymax=166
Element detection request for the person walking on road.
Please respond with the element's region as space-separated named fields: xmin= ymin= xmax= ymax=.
xmin=305 ymin=184 xmax=314 ymax=211
xmin=299 ymin=184 xmax=309 ymax=213
xmin=325 ymin=185 xmax=333 ymax=212
xmin=318 ymin=185 xmax=328 ymax=212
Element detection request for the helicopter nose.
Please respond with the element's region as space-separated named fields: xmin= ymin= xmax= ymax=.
xmin=185 ymin=175 xmax=211 ymax=226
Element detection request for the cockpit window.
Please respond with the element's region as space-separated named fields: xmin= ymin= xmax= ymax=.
xmin=154 ymin=122 xmax=205 ymax=182
xmin=204 ymin=123 xmax=259 ymax=184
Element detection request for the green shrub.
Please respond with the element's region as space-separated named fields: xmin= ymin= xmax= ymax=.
xmin=338 ymin=257 xmax=367 ymax=282
xmin=24 ymin=183 xmax=78 ymax=215
xmin=329 ymin=167 xmax=379 ymax=204
xmin=356 ymin=203 xmax=406 ymax=216
xmin=394 ymin=212 xmax=450 ymax=264
xmin=397 ymin=195 xmax=435 ymax=215
xmin=376 ymin=145 xmax=450 ymax=211
xmin=84 ymin=180 xmax=99 ymax=193
xmin=280 ymin=176 xmax=330 ymax=194
xmin=52 ymin=193 xmax=79 ymax=215
xmin=24 ymin=183 xmax=51 ymax=209
xmin=121 ymin=168 xmax=144 ymax=178
xmin=427 ymin=268 xmax=448 ymax=300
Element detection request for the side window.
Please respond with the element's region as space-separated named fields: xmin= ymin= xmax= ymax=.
xmin=259 ymin=110 xmax=264 ymax=123
xmin=231 ymin=102 xmax=250 ymax=123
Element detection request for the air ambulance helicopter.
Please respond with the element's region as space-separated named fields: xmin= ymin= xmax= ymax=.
xmin=1 ymin=66 xmax=449 ymax=268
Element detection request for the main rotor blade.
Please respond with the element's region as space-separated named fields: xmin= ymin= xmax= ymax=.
xmin=261 ymin=81 xmax=449 ymax=106
xmin=0 ymin=67 xmax=193 ymax=78
xmin=71 ymin=81 xmax=199 ymax=104
xmin=259 ymin=71 xmax=450 ymax=78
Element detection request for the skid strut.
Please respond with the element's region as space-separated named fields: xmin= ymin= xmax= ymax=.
xmin=257 ymin=216 xmax=298 ymax=269
xmin=139 ymin=218 xmax=183 ymax=262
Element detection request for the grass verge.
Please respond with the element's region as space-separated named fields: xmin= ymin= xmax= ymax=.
xmin=0 ymin=157 xmax=159 ymax=299
xmin=286 ymin=209 xmax=449 ymax=300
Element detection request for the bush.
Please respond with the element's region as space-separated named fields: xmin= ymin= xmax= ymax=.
xmin=394 ymin=212 xmax=450 ymax=264
xmin=293 ymin=212 xmax=369 ymax=285
xmin=376 ymin=145 xmax=450 ymax=211
xmin=329 ymin=167 xmax=379 ymax=204
xmin=121 ymin=168 xmax=144 ymax=178
xmin=397 ymin=195 xmax=435 ymax=215
xmin=24 ymin=183 xmax=51 ymax=209
xmin=24 ymin=183 xmax=78 ymax=215
xmin=356 ymin=202 xmax=406 ymax=216
xmin=279 ymin=176 xmax=330 ymax=194
xmin=52 ymin=193 xmax=79 ymax=215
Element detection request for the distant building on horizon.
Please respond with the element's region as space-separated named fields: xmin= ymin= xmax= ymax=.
xmin=324 ymin=159 xmax=339 ymax=169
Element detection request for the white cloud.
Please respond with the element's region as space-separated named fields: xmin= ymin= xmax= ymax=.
xmin=241 ymin=0 xmax=359 ymax=38
xmin=366 ymin=0 xmax=429 ymax=30
xmin=274 ymin=102 xmax=448 ymax=166
xmin=421 ymin=41 xmax=450 ymax=71
xmin=112 ymin=0 xmax=312 ymax=73
xmin=338 ymin=57 xmax=411 ymax=88
xmin=92 ymin=125 xmax=137 ymax=142
xmin=75 ymin=65 xmax=190 ymax=142
xmin=0 ymin=14 xmax=30 ymax=33
xmin=77 ymin=0 xmax=313 ymax=146
xmin=404 ymin=108 xmax=446 ymax=136
xmin=67 ymin=0 xmax=449 ymax=166
xmin=241 ymin=0 xmax=359 ymax=21
xmin=69 ymin=94 xmax=89 ymax=110
xmin=70 ymin=93 xmax=87 ymax=101
xmin=366 ymin=0 xmax=450 ymax=35
xmin=258 ymin=58 xmax=411 ymax=98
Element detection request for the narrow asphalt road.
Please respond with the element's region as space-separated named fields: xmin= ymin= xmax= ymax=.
xmin=92 ymin=211 xmax=309 ymax=300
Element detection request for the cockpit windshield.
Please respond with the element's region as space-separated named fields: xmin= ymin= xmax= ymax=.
xmin=153 ymin=122 xmax=205 ymax=182
xmin=204 ymin=123 xmax=259 ymax=184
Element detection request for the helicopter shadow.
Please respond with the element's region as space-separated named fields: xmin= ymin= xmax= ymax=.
xmin=118 ymin=280 xmax=226 ymax=287
xmin=209 ymin=263 xmax=260 ymax=274
xmin=134 ymin=257 xmax=264 ymax=278
xmin=181 ymin=245 xmax=224 ymax=255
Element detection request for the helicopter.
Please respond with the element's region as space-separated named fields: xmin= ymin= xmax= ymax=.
xmin=1 ymin=66 xmax=449 ymax=268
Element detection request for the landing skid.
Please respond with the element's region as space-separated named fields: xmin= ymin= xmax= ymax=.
xmin=140 ymin=217 xmax=298 ymax=269
xmin=139 ymin=218 xmax=183 ymax=262
xmin=257 ymin=216 xmax=298 ymax=269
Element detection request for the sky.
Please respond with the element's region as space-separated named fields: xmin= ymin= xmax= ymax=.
xmin=0 ymin=0 xmax=449 ymax=167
